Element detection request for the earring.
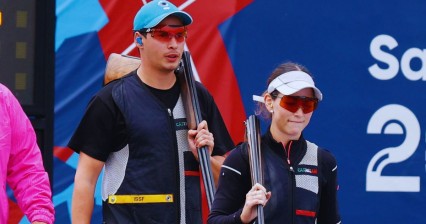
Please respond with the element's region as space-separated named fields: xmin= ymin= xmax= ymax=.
xmin=270 ymin=110 xmax=274 ymax=113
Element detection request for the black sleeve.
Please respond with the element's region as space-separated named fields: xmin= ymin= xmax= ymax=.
xmin=208 ymin=144 xmax=252 ymax=224
xmin=317 ymin=148 xmax=341 ymax=224
xmin=196 ymin=82 xmax=235 ymax=156
xmin=68 ymin=83 xmax=127 ymax=162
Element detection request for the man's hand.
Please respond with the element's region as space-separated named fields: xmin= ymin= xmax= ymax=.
xmin=187 ymin=120 xmax=214 ymax=161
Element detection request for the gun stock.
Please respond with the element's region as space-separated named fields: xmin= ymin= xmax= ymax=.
xmin=104 ymin=53 xmax=140 ymax=85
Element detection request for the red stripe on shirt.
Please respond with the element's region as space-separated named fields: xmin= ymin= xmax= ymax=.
xmin=296 ymin=209 xmax=316 ymax=217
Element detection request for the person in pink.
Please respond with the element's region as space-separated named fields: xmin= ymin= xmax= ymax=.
xmin=0 ymin=83 xmax=55 ymax=224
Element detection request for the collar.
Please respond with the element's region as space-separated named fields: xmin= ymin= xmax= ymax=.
xmin=263 ymin=128 xmax=307 ymax=164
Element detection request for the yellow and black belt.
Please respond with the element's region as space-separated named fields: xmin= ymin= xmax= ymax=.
xmin=108 ymin=194 xmax=174 ymax=204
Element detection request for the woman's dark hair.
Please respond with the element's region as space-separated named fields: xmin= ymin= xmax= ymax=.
xmin=255 ymin=62 xmax=313 ymax=119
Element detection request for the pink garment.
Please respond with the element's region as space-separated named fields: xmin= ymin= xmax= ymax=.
xmin=0 ymin=84 xmax=54 ymax=223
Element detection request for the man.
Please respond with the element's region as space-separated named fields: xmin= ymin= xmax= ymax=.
xmin=0 ymin=83 xmax=55 ymax=224
xmin=69 ymin=0 xmax=234 ymax=223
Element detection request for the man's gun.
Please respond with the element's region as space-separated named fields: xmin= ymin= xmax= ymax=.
xmin=245 ymin=115 xmax=265 ymax=224
xmin=176 ymin=51 xmax=215 ymax=210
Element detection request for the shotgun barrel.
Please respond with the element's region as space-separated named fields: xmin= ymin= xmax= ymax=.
xmin=245 ymin=115 xmax=265 ymax=224
xmin=177 ymin=51 xmax=216 ymax=210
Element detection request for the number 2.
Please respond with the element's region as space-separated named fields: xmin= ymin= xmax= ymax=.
xmin=366 ymin=104 xmax=420 ymax=192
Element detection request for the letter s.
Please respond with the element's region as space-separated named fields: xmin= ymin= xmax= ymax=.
xmin=368 ymin=34 xmax=399 ymax=80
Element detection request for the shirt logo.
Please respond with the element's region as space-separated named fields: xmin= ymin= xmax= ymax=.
xmin=297 ymin=167 xmax=318 ymax=175
xmin=175 ymin=118 xmax=188 ymax=131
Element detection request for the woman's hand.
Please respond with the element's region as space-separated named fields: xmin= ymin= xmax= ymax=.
xmin=240 ymin=183 xmax=272 ymax=223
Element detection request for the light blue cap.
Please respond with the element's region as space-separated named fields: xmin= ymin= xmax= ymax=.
xmin=133 ymin=0 xmax=193 ymax=30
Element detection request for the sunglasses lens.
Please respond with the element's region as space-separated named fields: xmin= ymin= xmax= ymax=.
xmin=153 ymin=31 xmax=170 ymax=42
xmin=174 ymin=33 xmax=186 ymax=42
xmin=279 ymin=96 xmax=318 ymax=113
xmin=151 ymin=26 xmax=187 ymax=42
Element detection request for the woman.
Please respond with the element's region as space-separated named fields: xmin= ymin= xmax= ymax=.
xmin=0 ymin=83 xmax=55 ymax=224
xmin=208 ymin=62 xmax=341 ymax=224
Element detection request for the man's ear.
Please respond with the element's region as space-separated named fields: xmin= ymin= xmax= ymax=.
xmin=134 ymin=32 xmax=144 ymax=46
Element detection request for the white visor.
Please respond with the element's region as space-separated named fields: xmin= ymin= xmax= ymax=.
xmin=267 ymin=71 xmax=323 ymax=101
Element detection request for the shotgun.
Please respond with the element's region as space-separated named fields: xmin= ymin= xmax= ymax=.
xmin=176 ymin=51 xmax=216 ymax=210
xmin=245 ymin=115 xmax=265 ymax=224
